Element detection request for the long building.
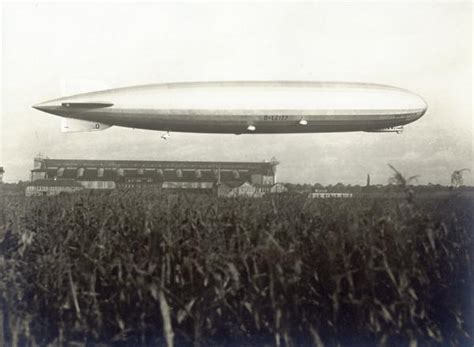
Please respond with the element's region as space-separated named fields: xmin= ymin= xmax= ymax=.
xmin=26 ymin=179 xmax=85 ymax=197
xmin=30 ymin=157 xmax=279 ymax=194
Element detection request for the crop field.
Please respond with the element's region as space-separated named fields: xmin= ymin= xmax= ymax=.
xmin=0 ymin=191 xmax=472 ymax=346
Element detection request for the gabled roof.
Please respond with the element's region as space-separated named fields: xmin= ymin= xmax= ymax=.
xmin=218 ymin=181 xmax=252 ymax=189
xmin=254 ymin=184 xmax=273 ymax=188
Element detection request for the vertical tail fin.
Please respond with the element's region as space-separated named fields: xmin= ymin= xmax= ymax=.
xmin=61 ymin=118 xmax=111 ymax=133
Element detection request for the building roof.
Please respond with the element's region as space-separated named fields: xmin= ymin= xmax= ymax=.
xmin=33 ymin=158 xmax=278 ymax=178
xmin=27 ymin=179 xmax=84 ymax=188
xmin=254 ymin=184 xmax=272 ymax=188
xmin=218 ymin=181 xmax=252 ymax=189
xmin=32 ymin=158 xmax=277 ymax=183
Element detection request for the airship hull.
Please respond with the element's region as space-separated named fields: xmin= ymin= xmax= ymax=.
xmin=33 ymin=81 xmax=427 ymax=134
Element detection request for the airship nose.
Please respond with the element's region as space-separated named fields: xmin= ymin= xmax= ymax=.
xmin=32 ymin=103 xmax=46 ymax=112
xmin=32 ymin=100 xmax=61 ymax=113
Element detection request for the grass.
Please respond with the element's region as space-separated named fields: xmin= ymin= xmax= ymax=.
xmin=0 ymin=191 xmax=472 ymax=346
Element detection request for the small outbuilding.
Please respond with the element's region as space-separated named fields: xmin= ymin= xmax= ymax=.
xmin=217 ymin=181 xmax=257 ymax=197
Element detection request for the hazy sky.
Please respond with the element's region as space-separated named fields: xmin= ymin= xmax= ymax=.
xmin=1 ymin=2 xmax=472 ymax=185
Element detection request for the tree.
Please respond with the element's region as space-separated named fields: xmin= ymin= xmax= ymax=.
xmin=388 ymin=164 xmax=419 ymax=188
xmin=451 ymin=168 xmax=470 ymax=188
xmin=313 ymin=183 xmax=324 ymax=190
xmin=388 ymin=164 xmax=419 ymax=203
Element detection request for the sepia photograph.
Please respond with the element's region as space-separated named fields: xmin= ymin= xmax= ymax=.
xmin=0 ymin=1 xmax=472 ymax=346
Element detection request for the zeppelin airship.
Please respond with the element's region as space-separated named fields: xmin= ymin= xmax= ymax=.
xmin=32 ymin=81 xmax=427 ymax=135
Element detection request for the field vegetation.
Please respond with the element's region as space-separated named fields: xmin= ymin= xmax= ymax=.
xmin=0 ymin=189 xmax=472 ymax=346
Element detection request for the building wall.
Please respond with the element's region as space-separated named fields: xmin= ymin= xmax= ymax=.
xmin=270 ymin=183 xmax=288 ymax=193
xmin=217 ymin=185 xmax=232 ymax=197
xmin=250 ymin=174 xmax=276 ymax=185
xmin=26 ymin=185 xmax=83 ymax=197
xmin=78 ymin=181 xmax=116 ymax=189
xmin=31 ymin=171 xmax=46 ymax=181
xmin=162 ymin=181 xmax=213 ymax=189
xmin=233 ymin=183 xmax=255 ymax=197
xmin=310 ymin=192 xmax=353 ymax=199
xmin=117 ymin=182 xmax=162 ymax=190
xmin=218 ymin=182 xmax=287 ymax=198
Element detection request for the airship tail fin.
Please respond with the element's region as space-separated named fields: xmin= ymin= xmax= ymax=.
xmin=61 ymin=117 xmax=111 ymax=133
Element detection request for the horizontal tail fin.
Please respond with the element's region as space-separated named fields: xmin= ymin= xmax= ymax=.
xmin=61 ymin=118 xmax=111 ymax=133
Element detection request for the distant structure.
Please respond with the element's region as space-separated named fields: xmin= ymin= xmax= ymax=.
xmin=29 ymin=157 xmax=283 ymax=197
xmin=218 ymin=181 xmax=287 ymax=198
xmin=0 ymin=167 xmax=4 ymax=183
xmin=310 ymin=189 xmax=353 ymax=199
xmin=25 ymin=179 xmax=84 ymax=197
xmin=366 ymin=174 xmax=370 ymax=187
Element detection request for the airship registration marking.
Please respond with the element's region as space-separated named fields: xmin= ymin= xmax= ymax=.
xmin=264 ymin=116 xmax=289 ymax=121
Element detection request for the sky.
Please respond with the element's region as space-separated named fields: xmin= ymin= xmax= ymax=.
xmin=1 ymin=1 xmax=472 ymax=185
